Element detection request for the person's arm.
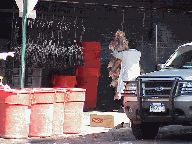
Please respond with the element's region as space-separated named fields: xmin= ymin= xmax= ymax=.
xmin=140 ymin=64 xmax=145 ymax=75
xmin=8 ymin=52 xmax=14 ymax=57
xmin=113 ymin=50 xmax=123 ymax=60
xmin=0 ymin=52 xmax=15 ymax=60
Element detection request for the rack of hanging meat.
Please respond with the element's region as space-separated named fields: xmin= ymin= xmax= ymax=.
xmin=12 ymin=9 xmax=85 ymax=69
xmin=108 ymin=30 xmax=129 ymax=100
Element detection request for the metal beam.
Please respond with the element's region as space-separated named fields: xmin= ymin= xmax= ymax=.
xmin=21 ymin=0 xmax=27 ymax=89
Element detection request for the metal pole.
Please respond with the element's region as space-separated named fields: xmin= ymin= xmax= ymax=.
xmin=21 ymin=0 xmax=27 ymax=89
xmin=156 ymin=24 xmax=158 ymax=65
xmin=142 ymin=13 xmax=145 ymax=62
xmin=121 ymin=10 xmax=124 ymax=31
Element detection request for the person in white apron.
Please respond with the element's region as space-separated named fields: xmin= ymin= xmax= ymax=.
xmin=113 ymin=43 xmax=141 ymax=99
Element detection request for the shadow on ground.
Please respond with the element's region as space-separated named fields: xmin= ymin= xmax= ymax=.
xmin=12 ymin=125 xmax=192 ymax=144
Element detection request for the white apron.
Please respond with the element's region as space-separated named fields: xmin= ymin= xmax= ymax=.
xmin=113 ymin=49 xmax=141 ymax=94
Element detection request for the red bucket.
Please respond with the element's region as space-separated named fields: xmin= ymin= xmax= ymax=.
xmin=83 ymin=59 xmax=101 ymax=68
xmin=83 ymin=51 xmax=100 ymax=60
xmin=77 ymin=83 xmax=97 ymax=108
xmin=81 ymin=41 xmax=101 ymax=51
xmin=29 ymin=88 xmax=55 ymax=137
xmin=52 ymin=75 xmax=77 ymax=88
xmin=29 ymin=104 xmax=53 ymax=137
xmin=0 ymin=90 xmax=31 ymax=139
xmin=77 ymin=76 xmax=99 ymax=86
xmin=76 ymin=67 xmax=100 ymax=77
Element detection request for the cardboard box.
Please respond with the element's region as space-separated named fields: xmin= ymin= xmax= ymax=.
xmin=90 ymin=114 xmax=114 ymax=128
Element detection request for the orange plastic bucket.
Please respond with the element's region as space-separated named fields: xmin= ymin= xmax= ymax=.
xmin=63 ymin=88 xmax=86 ymax=134
xmin=77 ymin=77 xmax=98 ymax=108
xmin=0 ymin=103 xmax=30 ymax=139
xmin=76 ymin=67 xmax=100 ymax=77
xmin=0 ymin=90 xmax=31 ymax=138
xmin=83 ymin=59 xmax=101 ymax=68
xmin=52 ymin=88 xmax=66 ymax=136
xmin=81 ymin=41 xmax=102 ymax=51
xmin=64 ymin=102 xmax=84 ymax=133
xmin=29 ymin=88 xmax=55 ymax=137
xmin=82 ymin=51 xmax=100 ymax=60
xmin=76 ymin=76 xmax=99 ymax=87
xmin=52 ymin=75 xmax=77 ymax=88
xmin=53 ymin=103 xmax=64 ymax=136
xmin=77 ymin=83 xmax=97 ymax=108
xmin=29 ymin=104 xmax=53 ymax=137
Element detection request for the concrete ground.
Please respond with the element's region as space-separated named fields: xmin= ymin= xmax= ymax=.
xmin=0 ymin=111 xmax=130 ymax=143
xmin=81 ymin=111 xmax=130 ymax=135
xmin=1 ymin=111 xmax=192 ymax=143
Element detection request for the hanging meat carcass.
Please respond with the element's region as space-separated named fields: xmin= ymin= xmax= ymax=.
xmin=108 ymin=30 xmax=129 ymax=100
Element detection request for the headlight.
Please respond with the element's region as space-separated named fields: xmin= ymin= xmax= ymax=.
xmin=124 ymin=81 xmax=137 ymax=94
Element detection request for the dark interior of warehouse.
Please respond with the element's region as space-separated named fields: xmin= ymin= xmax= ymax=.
xmin=0 ymin=0 xmax=192 ymax=111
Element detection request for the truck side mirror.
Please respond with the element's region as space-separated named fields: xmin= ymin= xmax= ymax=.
xmin=156 ymin=64 xmax=165 ymax=71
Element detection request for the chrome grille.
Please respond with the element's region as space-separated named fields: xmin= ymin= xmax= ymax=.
xmin=145 ymin=89 xmax=171 ymax=95
xmin=143 ymin=81 xmax=173 ymax=96
xmin=145 ymin=81 xmax=173 ymax=88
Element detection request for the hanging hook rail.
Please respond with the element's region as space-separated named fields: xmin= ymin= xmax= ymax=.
xmin=74 ymin=16 xmax=77 ymax=41
xmin=143 ymin=13 xmax=145 ymax=28
xmin=13 ymin=7 xmax=85 ymax=69
xmin=121 ymin=10 xmax=124 ymax=31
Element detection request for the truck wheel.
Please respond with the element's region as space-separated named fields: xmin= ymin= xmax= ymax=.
xmin=131 ymin=121 xmax=159 ymax=139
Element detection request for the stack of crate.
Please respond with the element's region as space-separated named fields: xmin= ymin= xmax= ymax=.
xmin=76 ymin=41 xmax=101 ymax=108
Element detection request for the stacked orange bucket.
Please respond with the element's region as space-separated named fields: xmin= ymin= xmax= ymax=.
xmin=0 ymin=90 xmax=31 ymax=139
xmin=0 ymin=87 xmax=86 ymax=138
xmin=76 ymin=41 xmax=101 ymax=108
xmin=52 ymin=75 xmax=77 ymax=88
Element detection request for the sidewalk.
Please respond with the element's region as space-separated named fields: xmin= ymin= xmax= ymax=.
xmin=0 ymin=111 xmax=130 ymax=143
xmin=81 ymin=111 xmax=130 ymax=135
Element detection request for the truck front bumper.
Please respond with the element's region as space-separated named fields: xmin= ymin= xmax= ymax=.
xmin=124 ymin=95 xmax=192 ymax=124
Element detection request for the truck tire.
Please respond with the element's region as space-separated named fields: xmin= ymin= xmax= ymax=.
xmin=131 ymin=121 xmax=159 ymax=139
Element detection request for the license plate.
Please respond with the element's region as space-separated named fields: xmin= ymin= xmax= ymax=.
xmin=149 ymin=103 xmax=165 ymax=112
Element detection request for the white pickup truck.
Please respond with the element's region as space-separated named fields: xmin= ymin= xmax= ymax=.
xmin=123 ymin=42 xmax=192 ymax=139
